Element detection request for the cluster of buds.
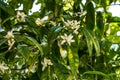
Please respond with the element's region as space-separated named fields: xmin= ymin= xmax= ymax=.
xmin=4 ymin=31 xmax=15 ymax=50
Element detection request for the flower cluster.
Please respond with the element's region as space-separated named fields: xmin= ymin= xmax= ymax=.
xmin=41 ymin=58 xmax=53 ymax=71
xmin=64 ymin=20 xmax=80 ymax=34
xmin=15 ymin=11 xmax=26 ymax=23
xmin=5 ymin=31 xmax=15 ymax=50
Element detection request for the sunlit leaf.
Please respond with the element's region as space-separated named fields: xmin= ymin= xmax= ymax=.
xmin=68 ymin=46 xmax=79 ymax=78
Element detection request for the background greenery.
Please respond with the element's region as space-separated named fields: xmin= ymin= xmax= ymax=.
xmin=0 ymin=0 xmax=120 ymax=80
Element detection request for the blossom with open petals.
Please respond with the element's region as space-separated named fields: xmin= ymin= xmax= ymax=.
xmin=64 ymin=20 xmax=80 ymax=29
xmin=64 ymin=20 xmax=80 ymax=34
xmin=61 ymin=34 xmax=75 ymax=46
xmin=5 ymin=31 xmax=14 ymax=39
xmin=0 ymin=62 xmax=9 ymax=73
xmin=16 ymin=11 xmax=26 ymax=22
xmin=41 ymin=58 xmax=53 ymax=71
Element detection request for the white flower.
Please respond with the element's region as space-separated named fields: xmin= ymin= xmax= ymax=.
xmin=5 ymin=31 xmax=14 ymax=39
xmin=64 ymin=20 xmax=80 ymax=34
xmin=61 ymin=34 xmax=75 ymax=46
xmin=0 ymin=62 xmax=9 ymax=73
xmin=35 ymin=18 xmax=43 ymax=26
xmin=41 ymin=58 xmax=53 ymax=71
xmin=30 ymin=64 xmax=37 ymax=73
xmin=16 ymin=11 xmax=26 ymax=22
xmin=60 ymin=49 xmax=67 ymax=58
xmin=72 ymin=20 xmax=80 ymax=30
xmin=64 ymin=20 xmax=80 ymax=29
xmin=73 ymin=29 xmax=79 ymax=34
xmin=5 ymin=31 xmax=15 ymax=50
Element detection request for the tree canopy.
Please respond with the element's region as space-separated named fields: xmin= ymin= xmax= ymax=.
xmin=0 ymin=0 xmax=120 ymax=80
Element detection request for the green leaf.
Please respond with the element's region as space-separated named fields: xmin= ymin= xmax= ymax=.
xmin=45 ymin=0 xmax=55 ymax=11
xmin=111 ymin=16 xmax=120 ymax=22
xmin=86 ymin=1 xmax=95 ymax=30
xmin=48 ymin=26 xmax=63 ymax=44
xmin=83 ymin=71 xmax=108 ymax=78
xmin=73 ymin=0 xmax=82 ymax=12
xmin=26 ymin=17 xmax=37 ymax=27
xmin=82 ymin=28 xmax=93 ymax=56
xmin=23 ymin=0 xmax=34 ymax=14
xmin=17 ymin=44 xmax=30 ymax=60
xmin=109 ymin=0 xmax=114 ymax=4
xmin=26 ymin=36 xmax=43 ymax=57
xmin=14 ymin=35 xmax=34 ymax=45
xmin=101 ymin=0 xmax=107 ymax=11
xmin=41 ymin=66 xmax=53 ymax=80
xmin=68 ymin=47 xmax=79 ymax=78
xmin=90 ymin=31 xmax=100 ymax=56
xmin=53 ymin=62 xmax=70 ymax=80
xmin=108 ymin=73 xmax=117 ymax=77
xmin=82 ymin=28 xmax=100 ymax=56
xmin=93 ymin=0 xmax=101 ymax=4
xmin=1 ymin=16 xmax=14 ymax=25
xmin=0 ymin=1 xmax=14 ymax=15
xmin=0 ymin=38 xmax=7 ymax=46
xmin=96 ymin=11 xmax=104 ymax=36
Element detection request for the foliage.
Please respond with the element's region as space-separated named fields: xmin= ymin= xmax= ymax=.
xmin=0 ymin=0 xmax=120 ymax=80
